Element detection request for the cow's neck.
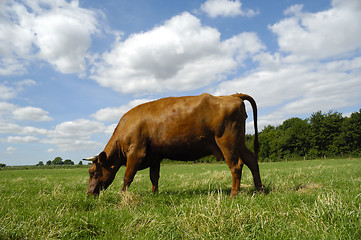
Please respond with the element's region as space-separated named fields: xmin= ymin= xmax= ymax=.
xmin=103 ymin=137 xmax=125 ymax=171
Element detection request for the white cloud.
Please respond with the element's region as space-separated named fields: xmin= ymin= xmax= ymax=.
xmin=16 ymin=79 xmax=36 ymax=91
xmin=270 ymin=0 xmax=361 ymax=60
xmin=0 ymin=121 xmax=48 ymax=140
xmin=45 ymin=138 xmax=102 ymax=152
xmin=21 ymin=126 xmax=48 ymax=135
xmin=33 ymin=2 xmax=99 ymax=73
xmin=6 ymin=147 xmax=16 ymax=154
xmin=48 ymin=119 xmax=105 ymax=139
xmin=0 ymin=82 xmax=51 ymax=122
xmin=215 ymin=56 xmax=361 ymax=129
xmin=45 ymin=119 xmax=106 ymax=152
xmin=13 ymin=107 xmax=52 ymax=121
xmin=92 ymin=12 xmax=264 ymax=94
xmin=0 ymin=122 xmax=22 ymax=134
xmin=0 ymin=84 xmax=17 ymax=100
xmin=6 ymin=136 xmax=39 ymax=143
xmin=92 ymin=99 xmax=154 ymax=122
xmin=214 ymin=0 xmax=361 ymax=131
xmin=0 ymin=80 xmax=36 ymax=100
xmin=201 ymin=0 xmax=258 ymax=18
xmin=0 ymin=0 xmax=100 ymax=75
xmin=0 ymin=102 xmax=17 ymax=118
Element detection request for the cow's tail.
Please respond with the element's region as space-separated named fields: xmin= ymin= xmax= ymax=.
xmin=232 ymin=93 xmax=259 ymax=154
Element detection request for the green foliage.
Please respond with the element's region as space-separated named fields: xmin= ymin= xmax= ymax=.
xmin=0 ymin=159 xmax=360 ymax=239
xmin=258 ymin=110 xmax=361 ymax=161
xmin=63 ymin=159 xmax=74 ymax=165
xmin=52 ymin=157 xmax=63 ymax=165
xmin=49 ymin=157 xmax=75 ymax=166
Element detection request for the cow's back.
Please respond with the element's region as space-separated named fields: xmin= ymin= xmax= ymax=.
xmin=115 ymin=93 xmax=245 ymax=160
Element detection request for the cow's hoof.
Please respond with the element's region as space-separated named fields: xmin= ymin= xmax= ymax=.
xmin=257 ymin=185 xmax=266 ymax=194
xmin=230 ymin=191 xmax=238 ymax=198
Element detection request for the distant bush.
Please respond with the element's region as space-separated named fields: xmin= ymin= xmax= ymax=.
xmin=63 ymin=159 xmax=74 ymax=165
xmin=247 ymin=109 xmax=361 ymax=162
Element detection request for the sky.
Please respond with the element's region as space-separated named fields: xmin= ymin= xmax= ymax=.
xmin=1 ymin=0 xmax=361 ymax=165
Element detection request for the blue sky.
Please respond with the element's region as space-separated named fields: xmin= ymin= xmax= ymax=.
xmin=1 ymin=0 xmax=361 ymax=165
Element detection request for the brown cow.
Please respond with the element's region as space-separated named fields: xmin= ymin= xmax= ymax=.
xmin=84 ymin=93 xmax=263 ymax=197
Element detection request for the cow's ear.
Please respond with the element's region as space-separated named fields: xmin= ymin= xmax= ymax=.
xmin=99 ymin=151 xmax=107 ymax=164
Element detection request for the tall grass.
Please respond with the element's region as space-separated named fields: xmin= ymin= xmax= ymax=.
xmin=1 ymin=159 xmax=360 ymax=239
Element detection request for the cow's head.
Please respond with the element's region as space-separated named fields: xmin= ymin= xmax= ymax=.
xmin=84 ymin=151 xmax=117 ymax=196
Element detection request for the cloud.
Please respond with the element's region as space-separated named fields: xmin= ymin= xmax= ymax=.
xmin=21 ymin=126 xmax=48 ymax=135
xmin=92 ymin=12 xmax=264 ymax=94
xmin=0 ymin=80 xmax=36 ymax=100
xmin=6 ymin=147 xmax=16 ymax=154
xmin=0 ymin=81 xmax=51 ymax=123
xmin=0 ymin=102 xmax=17 ymax=118
xmin=13 ymin=107 xmax=52 ymax=121
xmin=215 ymin=0 xmax=361 ymax=131
xmin=269 ymin=0 xmax=361 ymax=60
xmin=5 ymin=136 xmax=39 ymax=143
xmin=48 ymin=119 xmax=105 ymax=139
xmin=0 ymin=116 xmax=107 ymax=152
xmin=200 ymin=0 xmax=258 ymax=18
xmin=215 ymin=55 xmax=361 ymax=130
xmin=0 ymin=84 xmax=17 ymax=100
xmin=92 ymin=99 xmax=154 ymax=122
xmin=0 ymin=80 xmax=51 ymax=122
xmin=33 ymin=2 xmax=99 ymax=73
xmin=0 ymin=122 xmax=22 ymax=134
xmin=0 ymin=0 xmax=100 ymax=75
xmin=45 ymin=119 xmax=106 ymax=152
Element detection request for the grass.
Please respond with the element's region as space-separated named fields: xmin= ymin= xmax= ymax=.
xmin=1 ymin=158 xmax=360 ymax=239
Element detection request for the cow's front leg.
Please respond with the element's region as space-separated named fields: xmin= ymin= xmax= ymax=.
xmin=150 ymin=161 xmax=160 ymax=193
xmin=122 ymin=153 xmax=144 ymax=192
xmin=122 ymin=164 xmax=138 ymax=192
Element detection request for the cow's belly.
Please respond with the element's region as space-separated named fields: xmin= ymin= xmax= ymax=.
xmin=150 ymin=137 xmax=220 ymax=161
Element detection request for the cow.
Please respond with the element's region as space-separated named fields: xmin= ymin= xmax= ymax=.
xmin=84 ymin=93 xmax=263 ymax=197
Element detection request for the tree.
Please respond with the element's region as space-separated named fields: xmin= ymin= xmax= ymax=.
xmin=63 ymin=159 xmax=74 ymax=165
xmin=0 ymin=163 xmax=6 ymax=168
xmin=52 ymin=157 xmax=63 ymax=165
xmin=308 ymin=111 xmax=343 ymax=157
xmin=255 ymin=109 xmax=361 ymax=160
xmin=46 ymin=160 xmax=52 ymax=165
xmin=78 ymin=161 xmax=83 ymax=165
xmin=259 ymin=125 xmax=280 ymax=161
xmin=278 ymin=118 xmax=310 ymax=158
xmin=339 ymin=109 xmax=361 ymax=155
xmin=37 ymin=161 xmax=44 ymax=166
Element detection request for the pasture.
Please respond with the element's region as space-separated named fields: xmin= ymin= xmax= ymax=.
xmin=1 ymin=158 xmax=360 ymax=239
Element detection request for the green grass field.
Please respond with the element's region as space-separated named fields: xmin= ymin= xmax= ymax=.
xmin=1 ymin=158 xmax=360 ymax=239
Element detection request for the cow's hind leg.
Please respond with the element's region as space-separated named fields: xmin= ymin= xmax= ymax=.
xmin=150 ymin=160 xmax=160 ymax=193
xmin=240 ymin=147 xmax=263 ymax=192
xmin=216 ymin=137 xmax=243 ymax=197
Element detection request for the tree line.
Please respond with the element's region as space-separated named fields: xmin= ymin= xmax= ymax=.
xmin=246 ymin=109 xmax=361 ymax=162
xmin=0 ymin=157 xmax=83 ymax=169
xmin=36 ymin=157 xmax=83 ymax=166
